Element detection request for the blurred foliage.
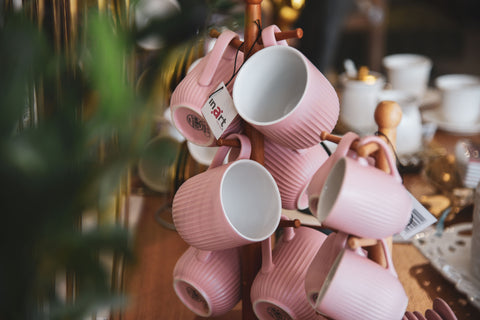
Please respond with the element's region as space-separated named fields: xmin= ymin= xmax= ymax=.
xmin=0 ymin=0 xmax=238 ymax=318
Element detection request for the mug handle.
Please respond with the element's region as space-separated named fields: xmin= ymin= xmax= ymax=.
xmin=334 ymin=232 xmax=366 ymax=256
xmin=331 ymin=132 xmax=360 ymax=160
xmin=307 ymin=132 xmax=359 ymax=214
xmin=208 ymin=133 xmax=251 ymax=169
xmin=378 ymin=238 xmax=398 ymax=278
xmin=357 ymin=135 xmax=402 ymax=182
xmin=260 ymin=215 xmax=293 ymax=274
xmin=198 ymin=30 xmax=240 ymax=87
xmin=261 ymin=25 xmax=288 ymax=47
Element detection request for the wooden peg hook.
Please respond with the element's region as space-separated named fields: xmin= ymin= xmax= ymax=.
xmin=278 ymin=218 xmax=301 ymax=229
xmin=209 ymin=27 xmax=304 ymax=53
xmin=258 ymin=28 xmax=303 ymax=44
xmin=217 ymin=137 xmax=241 ymax=148
xmin=320 ymin=131 xmax=381 ymax=158
xmin=347 ymin=237 xmax=378 ymax=250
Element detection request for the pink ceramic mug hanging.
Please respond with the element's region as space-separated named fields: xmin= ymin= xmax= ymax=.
xmin=313 ymin=238 xmax=408 ymax=320
xmin=306 ymin=132 xmax=360 ymax=216
xmin=316 ymin=135 xmax=412 ymax=239
xmin=304 ymin=231 xmax=367 ymax=309
xmin=263 ymin=137 xmax=329 ymax=210
xmin=250 ymin=216 xmax=328 ymax=320
xmin=172 ymin=133 xmax=281 ymax=251
xmin=232 ymin=24 xmax=339 ymax=150
xmin=170 ymin=29 xmax=244 ymax=146
xmin=173 ymin=246 xmax=241 ymax=317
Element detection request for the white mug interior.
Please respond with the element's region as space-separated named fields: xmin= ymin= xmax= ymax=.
xmin=233 ymin=46 xmax=307 ymax=125
xmin=221 ymin=159 xmax=281 ymax=241
xmin=316 ymin=158 xmax=347 ymax=222
xmin=313 ymin=248 xmax=346 ymax=310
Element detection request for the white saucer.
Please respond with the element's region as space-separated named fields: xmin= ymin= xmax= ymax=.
xmin=422 ymin=109 xmax=480 ymax=135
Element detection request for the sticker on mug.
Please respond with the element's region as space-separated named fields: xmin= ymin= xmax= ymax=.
xmin=266 ymin=306 xmax=293 ymax=320
xmin=186 ymin=286 xmax=209 ymax=313
xmin=202 ymin=82 xmax=238 ymax=140
xmin=397 ymin=192 xmax=437 ymax=240
xmin=186 ymin=114 xmax=210 ymax=138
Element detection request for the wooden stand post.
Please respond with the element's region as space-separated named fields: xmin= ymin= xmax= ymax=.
xmin=242 ymin=2 xmax=264 ymax=319
xmin=214 ymin=1 xmax=401 ymax=316
xmin=211 ymin=5 xmax=303 ymax=317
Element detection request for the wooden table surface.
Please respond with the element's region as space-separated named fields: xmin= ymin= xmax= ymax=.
xmin=122 ymin=130 xmax=480 ymax=319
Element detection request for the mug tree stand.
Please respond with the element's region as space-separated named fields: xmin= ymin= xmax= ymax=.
xmin=210 ymin=1 xmax=403 ymax=319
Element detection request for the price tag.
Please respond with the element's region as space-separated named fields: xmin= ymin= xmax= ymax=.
xmin=201 ymin=82 xmax=238 ymax=140
xmin=396 ymin=192 xmax=437 ymax=241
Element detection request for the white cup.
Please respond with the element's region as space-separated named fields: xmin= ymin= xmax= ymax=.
xmin=382 ymin=54 xmax=432 ymax=101
xmin=163 ymin=107 xmax=187 ymax=143
xmin=435 ymin=74 xmax=480 ymax=125
xmin=187 ymin=141 xmax=219 ymax=166
xmin=339 ymin=72 xmax=385 ymax=134
xmin=138 ymin=135 xmax=181 ymax=193
xmin=377 ymin=89 xmax=422 ymax=155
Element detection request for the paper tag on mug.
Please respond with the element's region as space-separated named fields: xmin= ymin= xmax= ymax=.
xmin=396 ymin=192 xmax=437 ymax=240
xmin=201 ymin=82 xmax=238 ymax=140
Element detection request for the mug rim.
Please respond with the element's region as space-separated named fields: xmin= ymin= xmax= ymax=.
xmin=313 ymin=248 xmax=347 ymax=310
xmin=171 ymin=103 xmax=215 ymax=146
xmin=220 ymin=159 xmax=281 ymax=242
xmin=173 ymin=277 xmax=213 ymax=317
xmin=316 ymin=157 xmax=348 ymax=222
xmin=313 ymin=246 xmax=404 ymax=317
xmin=233 ymin=45 xmax=309 ymax=126
xmin=435 ymin=73 xmax=480 ymax=91
xmin=382 ymin=53 xmax=432 ymax=69
xmin=253 ymin=298 xmax=296 ymax=320
xmin=187 ymin=141 xmax=219 ymax=166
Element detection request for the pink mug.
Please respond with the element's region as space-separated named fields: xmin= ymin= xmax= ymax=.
xmin=307 ymin=132 xmax=360 ymax=216
xmin=316 ymin=135 xmax=412 ymax=238
xmin=172 ymin=133 xmax=281 ymax=251
xmin=232 ymin=25 xmax=339 ymax=150
xmin=313 ymin=238 xmax=408 ymax=320
xmin=170 ymin=29 xmax=244 ymax=146
xmin=173 ymin=246 xmax=241 ymax=317
xmin=264 ymin=138 xmax=329 ymax=210
xmin=304 ymin=231 xmax=366 ymax=308
xmin=250 ymin=216 xmax=328 ymax=320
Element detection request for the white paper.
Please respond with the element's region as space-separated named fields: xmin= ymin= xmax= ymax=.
xmin=397 ymin=192 xmax=437 ymax=240
xmin=201 ymin=82 xmax=238 ymax=140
